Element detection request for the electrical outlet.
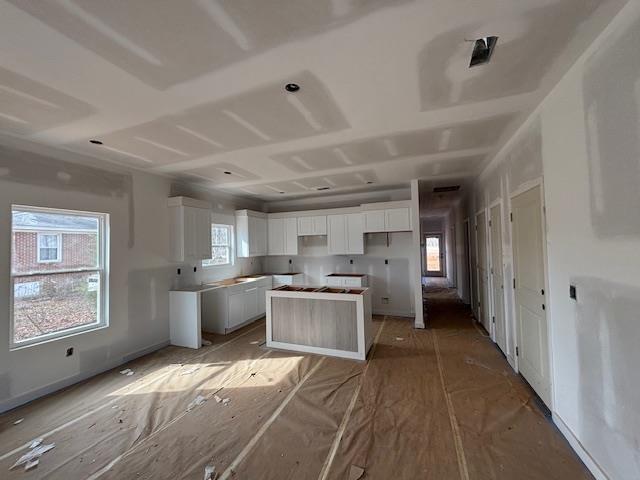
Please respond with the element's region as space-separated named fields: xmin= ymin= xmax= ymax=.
xmin=193 ymin=266 xmax=197 ymax=272
xmin=289 ymin=259 xmax=292 ymax=264
xmin=349 ymin=259 xmax=353 ymax=264
xmin=177 ymin=268 xmax=181 ymax=275
xmin=381 ymin=297 xmax=389 ymax=304
xmin=66 ymin=347 xmax=74 ymax=357
xmin=384 ymin=259 xmax=389 ymax=265
xmin=569 ymin=285 xmax=577 ymax=300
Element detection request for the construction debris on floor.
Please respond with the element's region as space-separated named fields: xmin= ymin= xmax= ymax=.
xmin=0 ymin=296 xmax=591 ymax=479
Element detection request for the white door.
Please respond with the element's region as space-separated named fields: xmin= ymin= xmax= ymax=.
xmin=476 ymin=211 xmax=490 ymax=332
xmin=345 ymin=213 xmax=364 ymax=254
xmin=425 ymin=234 xmax=444 ymax=276
xmin=327 ymin=214 xmax=346 ymax=254
xmin=511 ymin=184 xmax=550 ymax=406
xmin=267 ymin=218 xmax=284 ymax=255
xmin=489 ymin=204 xmax=506 ymax=353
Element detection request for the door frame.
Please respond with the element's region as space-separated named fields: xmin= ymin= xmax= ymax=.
xmin=463 ymin=218 xmax=472 ymax=305
xmin=508 ymin=177 xmax=554 ymax=408
xmin=487 ymin=199 xmax=507 ymax=349
xmin=424 ymin=232 xmax=445 ymax=277
xmin=474 ymin=208 xmax=489 ymax=331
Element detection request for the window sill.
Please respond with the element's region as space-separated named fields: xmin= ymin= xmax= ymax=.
xmin=10 ymin=323 xmax=110 ymax=352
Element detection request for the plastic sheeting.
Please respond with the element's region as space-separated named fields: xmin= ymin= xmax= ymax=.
xmin=0 ymin=297 xmax=591 ymax=479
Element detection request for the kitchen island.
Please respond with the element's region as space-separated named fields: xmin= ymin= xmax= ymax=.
xmin=266 ymin=285 xmax=373 ymax=360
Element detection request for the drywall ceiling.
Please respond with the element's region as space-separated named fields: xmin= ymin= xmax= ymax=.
xmin=0 ymin=0 xmax=628 ymax=203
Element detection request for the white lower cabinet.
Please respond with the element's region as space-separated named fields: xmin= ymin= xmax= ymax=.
xmin=200 ymin=276 xmax=272 ymax=335
xmin=325 ymin=275 xmax=368 ymax=287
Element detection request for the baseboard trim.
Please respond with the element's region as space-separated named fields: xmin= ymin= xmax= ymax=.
xmin=552 ymin=412 xmax=610 ymax=480
xmin=0 ymin=340 xmax=169 ymax=414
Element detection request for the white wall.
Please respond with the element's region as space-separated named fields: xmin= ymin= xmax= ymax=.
xmin=264 ymin=231 xmax=415 ymax=317
xmin=0 ymin=145 xmax=260 ymax=412
xmin=467 ymin=2 xmax=640 ymax=477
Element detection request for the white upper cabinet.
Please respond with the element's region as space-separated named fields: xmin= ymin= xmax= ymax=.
xmin=328 ymin=213 xmax=363 ymax=255
xmin=363 ymin=204 xmax=412 ymax=232
xmin=284 ymin=217 xmax=298 ymax=255
xmin=345 ymin=213 xmax=364 ymax=254
xmin=385 ymin=208 xmax=411 ymax=231
xmin=363 ymin=210 xmax=386 ymax=233
xmin=236 ymin=210 xmax=267 ymax=257
xmin=268 ymin=217 xmax=284 ymax=255
xmin=168 ymin=197 xmax=212 ymax=262
xmin=297 ymin=215 xmax=326 ymax=236
xmin=268 ymin=216 xmax=298 ymax=255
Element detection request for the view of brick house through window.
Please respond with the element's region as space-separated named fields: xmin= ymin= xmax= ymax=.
xmin=203 ymin=224 xmax=233 ymax=267
xmin=11 ymin=206 xmax=109 ymax=347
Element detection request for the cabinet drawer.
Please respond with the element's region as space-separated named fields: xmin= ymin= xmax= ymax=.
xmin=344 ymin=277 xmax=363 ymax=287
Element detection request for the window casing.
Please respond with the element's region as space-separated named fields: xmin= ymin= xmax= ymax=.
xmin=37 ymin=233 xmax=62 ymax=263
xmin=202 ymin=224 xmax=234 ymax=267
xmin=10 ymin=205 xmax=110 ymax=349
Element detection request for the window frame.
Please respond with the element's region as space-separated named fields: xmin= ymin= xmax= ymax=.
xmin=10 ymin=205 xmax=110 ymax=350
xmin=202 ymin=223 xmax=234 ymax=268
xmin=36 ymin=232 xmax=62 ymax=263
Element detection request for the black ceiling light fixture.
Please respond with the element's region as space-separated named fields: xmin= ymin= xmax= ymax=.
xmin=469 ymin=36 xmax=498 ymax=67
xmin=89 ymin=139 xmax=103 ymax=145
xmin=366 ymin=181 xmax=374 ymax=184
xmin=223 ymin=171 xmax=232 ymax=175
xmin=284 ymin=83 xmax=300 ymax=93
xmin=316 ymin=186 xmax=330 ymax=191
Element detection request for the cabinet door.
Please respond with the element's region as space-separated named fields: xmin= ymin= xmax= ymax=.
xmin=363 ymin=210 xmax=385 ymax=232
xmin=183 ymin=206 xmax=198 ymax=260
xmin=255 ymin=217 xmax=267 ymax=255
xmin=313 ymin=216 xmax=327 ymax=235
xmin=297 ymin=217 xmax=313 ymax=236
xmin=257 ymin=286 xmax=267 ymax=316
xmin=284 ymin=217 xmax=298 ymax=255
xmin=344 ymin=277 xmax=363 ymax=287
xmin=244 ymin=287 xmax=258 ymax=320
xmin=228 ymin=293 xmax=245 ymax=329
xmin=267 ymin=218 xmax=284 ymax=255
xmin=327 ymin=214 xmax=346 ymax=255
xmin=385 ymin=208 xmax=411 ymax=231
xmin=345 ymin=213 xmax=364 ymax=254
xmin=196 ymin=208 xmax=212 ymax=259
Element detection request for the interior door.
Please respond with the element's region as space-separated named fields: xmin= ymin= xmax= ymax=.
xmin=425 ymin=234 xmax=444 ymax=276
xmin=511 ymin=184 xmax=550 ymax=406
xmin=489 ymin=204 xmax=506 ymax=352
xmin=476 ymin=211 xmax=490 ymax=332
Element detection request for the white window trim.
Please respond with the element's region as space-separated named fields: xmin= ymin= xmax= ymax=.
xmin=10 ymin=205 xmax=110 ymax=350
xmin=36 ymin=232 xmax=62 ymax=263
xmin=203 ymin=223 xmax=234 ymax=268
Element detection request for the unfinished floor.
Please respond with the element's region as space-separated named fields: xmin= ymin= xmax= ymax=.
xmin=0 ymin=290 xmax=590 ymax=479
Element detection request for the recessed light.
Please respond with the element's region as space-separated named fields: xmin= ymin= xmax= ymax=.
xmin=285 ymin=83 xmax=300 ymax=93
xmin=279 ymin=191 xmax=285 ymax=194
xmin=223 ymin=171 xmax=232 ymax=175
xmin=366 ymin=181 xmax=374 ymax=184
xmin=317 ymin=186 xmax=330 ymax=191
xmin=89 ymin=139 xmax=103 ymax=145
xmin=469 ymin=36 xmax=498 ymax=67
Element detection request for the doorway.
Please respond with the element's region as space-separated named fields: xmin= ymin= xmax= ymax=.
xmin=511 ymin=184 xmax=551 ymax=407
xmin=489 ymin=203 xmax=506 ymax=353
xmin=425 ymin=234 xmax=444 ymax=276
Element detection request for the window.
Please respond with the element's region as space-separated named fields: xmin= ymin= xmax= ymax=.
xmin=11 ymin=205 xmax=109 ymax=348
xmin=37 ymin=233 xmax=61 ymax=263
xmin=202 ymin=224 xmax=233 ymax=267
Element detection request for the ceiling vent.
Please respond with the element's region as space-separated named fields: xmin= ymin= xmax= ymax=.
xmin=469 ymin=36 xmax=498 ymax=67
xmin=316 ymin=186 xmax=331 ymax=191
xmin=433 ymin=185 xmax=460 ymax=193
